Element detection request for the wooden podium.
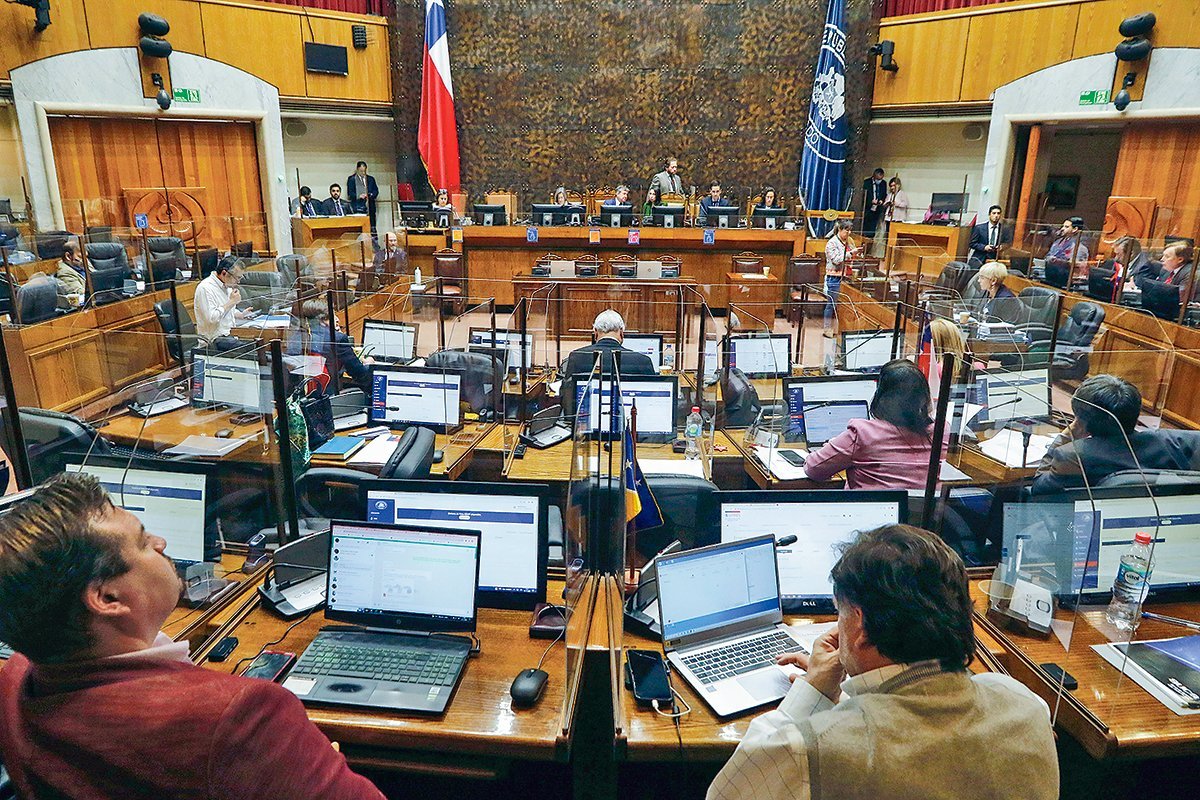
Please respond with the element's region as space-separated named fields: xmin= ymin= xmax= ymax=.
xmin=291 ymin=215 xmax=370 ymax=248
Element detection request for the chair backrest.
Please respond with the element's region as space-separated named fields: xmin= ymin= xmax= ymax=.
xmin=1086 ymin=267 xmax=1117 ymax=302
xmin=35 ymin=231 xmax=73 ymax=260
xmin=961 ymin=272 xmax=986 ymax=303
xmin=425 ymin=348 xmax=500 ymax=411
xmin=1059 ymin=301 xmax=1105 ymax=347
xmin=196 ymin=246 xmax=219 ymax=278
xmin=85 ymin=242 xmax=129 ymax=272
xmin=86 ymin=243 xmax=131 ymax=305
xmin=1016 ymin=286 xmax=1059 ymax=332
xmin=18 ymin=407 xmax=111 ymax=484
xmin=86 ymin=226 xmax=114 ymax=244
xmin=382 ymin=425 xmax=437 ymax=480
xmin=731 ymin=251 xmax=763 ymax=274
xmin=433 ymin=248 xmax=465 ymax=283
xmin=17 ymin=274 xmax=58 ymax=324
xmin=484 ymin=190 xmax=517 ymax=221
xmin=231 ymin=241 xmax=254 ymax=258
xmin=787 ymin=256 xmax=823 ymax=288
xmin=276 ymin=253 xmax=310 ymax=285
xmin=146 ymin=236 xmax=185 ymax=289
xmin=642 ymin=475 xmax=720 ymax=550
xmin=719 ymin=366 xmax=761 ymax=427
xmin=660 ymin=192 xmax=686 ymax=207
xmin=153 ymin=297 xmax=197 ymax=337
xmin=1097 ymin=469 xmax=1200 ymax=488
xmin=587 ymin=187 xmax=616 ymax=216
xmin=1141 ymin=279 xmax=1180 ymax=321
xmin=937 ymin=261 xmax=975 ymax=296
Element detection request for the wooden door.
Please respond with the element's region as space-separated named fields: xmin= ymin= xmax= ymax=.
xmin=561 ymin=284 xmax=641 ymax=337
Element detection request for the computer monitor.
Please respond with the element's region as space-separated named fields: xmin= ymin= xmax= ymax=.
xmin=599 ymin=204 xmax=636 ymax=227
xmin=434 ymin=209 xmax=454 ymax=229
xmin=975 ymin=366 xmax=1051 ymax=425
xmin=839 ymin=330 xmax=893 ymax=372
xmin=399 ymin=201 xmax=434 ymax=227
xmin=472 ymin=204 xmax=507 ymax=226
xmin=1141 ymin=279 xmax=1181 ymax=321
xmin=531 ymin=204 xmax=586 ymax=226
xmin=717 ymin=489 xmax=908 ymax=612
xmin=325 ymin=520 xmax=480 ymax=633
xmin=703 ymin=205 xmax=740 ymax=228
xmin=66 ymin=457 xmax=214 ymax=564
xmin=468 ymin=327 xmax=534 ymax=370
xmin=363 ymin=479 xmax=549 ymax=610
xmin=190 ymin=348 xmax=271 ymax=413
xmin=623 ymin=333 xmax=664 ymax=371
xmin=728 ymin=333 xmax=791 ymax=378
xmin=369 ymin=364 xmax=462 ymax=432
xmin=930 ymin=193 xmax=969 ymax=215
xmin=752 ymin=207 xmax=787 ymax=230
xmin=800 ymin=400 xmax=871 ymax=446
xmin=651 ymin=205 xmax=685 ymax=228
xmin=362 ymin=319 xmax=417 ymax=363
xmin=783 ymin=375 xmax=878 ymax=443
xmin=574 ymin=374 xmax=678 ymax=441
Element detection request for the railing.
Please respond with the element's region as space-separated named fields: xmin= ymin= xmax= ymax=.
xmin=257 ymin=0 xmax=392 ymax=16
xmin=883 ymin=0 xmax=1011 ymax=16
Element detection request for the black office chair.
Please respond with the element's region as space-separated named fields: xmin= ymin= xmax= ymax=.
xmin=935 ymin=261 xmax=976 ymax=297
xmin=195 ymin=246 xmax=219 ymax=278
xmin=34 ymin=230 xmax=73 ymax=260
xmin=276 ymin=254 xmax=311 ymax=286
xmin=15 ymin=274 xmax=59 ymax=324
xmin=17 ymin=407 xmax=114 ymax=485
xmin=0 ymin=224 xmax=21 ymax=249
xmin=153 ymin=298 xmax=200 ymax=363
xmin=85 ymin=242 xmax=131 ymax=305
xmin=146 ymin=236 xmax=186 ymax=290
xmin=1086 ymin=267 xmax=1118 ymax=303
xmin=86 ymin=226 xmax=114 ymax=244
xmin=719 ymin=366 xmax=762 ymax=428
xmin=1044 ymin=260 xmax=1071 ymax=289
xmin=425 ymin=349 xmax=499 ymax=414
xmin=1141 ymin=279 xmax=1181 ymax=321
xmin=382 ymin=425 xmax=437 ymax=479
xmin=239 ymin=270 xmax=284 ymax=312
xmin=1098 ymin=469 xmax=1200 ymax=488
xmin=1052 ymin=301 xmax=1105 ymax=381
xmin=634 ymin=475 xmax=720 ymax=559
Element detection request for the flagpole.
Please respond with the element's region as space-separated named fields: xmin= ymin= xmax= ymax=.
xmin=625 ymin=401 xmax=639 ymax=593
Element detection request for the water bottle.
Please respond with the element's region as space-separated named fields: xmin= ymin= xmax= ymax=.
xmin=1106 ymin=531 xmax=1154 ymax=632
xmin=663 ymin=342 xmax=676 ymax=371
xmin=684 ymin=406 xmax=702 ymax=460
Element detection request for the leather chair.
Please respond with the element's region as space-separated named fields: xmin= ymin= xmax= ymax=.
xmin=1098 ymin=469 xmax=1200 ymax=488
xmin=719 ymin=366 xmax=762 ymax=428
xmin=1141 ymin=279 xmax=1181 ymax=321
xmin=1052 ymin=301 xmax=1105 ymax=380
xmin=1044 ymin=259 xmax=1071 ymax=289
xmin=382 ymin=425 xmax=436 ymax=479
xmin=34 ymin=230 xmax=73 ymax=260
xmin=425 ymin=348 xmax=500 ymax=414
xmin=85 ymin=242 xmax=131 ymax=305
xmin=195 ymin=246 xmax=219 ymax=278
xmin=239 ymin=270 xmax=284 ymax=311
xmin=936 ymin=261 xmax=976 ymax=297
xmin=146 ymin=236 xmax=186 ymax=290
xmin=153 ymin=298 xmax=200 ymax=363
xmin=85 ymin=225 xmax=114 ymax=244
xmin=16 ymin=273 xmax=59 ymax=324
xmin=731 ymin=251 xmax=764 ymax=274
xmin=1086 ymin=267 xmax=1118 ymax=303
xmin=231 ymin=241 xmax=254 ymax=259
xmin=276 ymin=253 xmax=311 ymax=286
xmin=1009 ymin=287 xmax=1060 ymax=365
xmin=17 ymin=407 xmax=113 ymax=484
xmin=634 ymin=475 xmax=720 ymax=558
xmin=433 ymin=248 xmax=465 ymax=315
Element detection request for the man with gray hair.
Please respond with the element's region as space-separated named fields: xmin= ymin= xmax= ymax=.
xmin=603 ymin=185 xmax=631 ymax=206
xmin=560 ymin=310 xmax=657 ymax=414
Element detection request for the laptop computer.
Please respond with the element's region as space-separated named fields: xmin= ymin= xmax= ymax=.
xmin=285 ymin=520 xmax=481 ymax=714
xmin=656 ymin=535 xmax=811 ymax=717
xmin=521 ymin=404 xmax=573 ymax=449
xmin=800 ymin=399 xmax=871 ymax=447
xmin=362 ymin=319 xmax=419 ymax=365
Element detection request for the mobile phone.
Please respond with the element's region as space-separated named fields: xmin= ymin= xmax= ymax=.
xmin=626 ymin=649 xmax=673 ymax=705
xmin=230 ymin=412 xmax=260 ymax=426
xmin=243 ymin=650 xmax=297 ymax=682
xmin=778 ymin=450 xmax=806 ymax=467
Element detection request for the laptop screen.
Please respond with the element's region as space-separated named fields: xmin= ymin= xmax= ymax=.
xmin=326 ymin=521 xmax=480 ymax=632
xmin=783 ymin=376 xmax=877 ymax=443
xmin=801 ymin=400 xmax=870 ymax=446
xmin=363 ymin=320 xmax=416 ymax=362
xmin=656 ymin=536 xmax=781 ymax=643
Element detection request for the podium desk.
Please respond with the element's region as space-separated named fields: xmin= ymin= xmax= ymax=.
xmin=292 ymin=215 xmax=371 ymax=249
xmin=513 ymin=275 xmax=698 ymax=339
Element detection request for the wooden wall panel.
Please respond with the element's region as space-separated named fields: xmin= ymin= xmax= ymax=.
xmin=871 ymin=17 xmax=970 ymax=106
xmin=1073 ymin=0 xmax=1200 ymax=57
xmin=84 ymin=0 xmax=206 ymax=55
xmin=301 ymin=15 xmax=391 ymax=102
xmin=199 ymin=2 xmax=306 ymax=95
xmin=0 ymin=2 xmax=91 ymax=81
xmin=959 ymin=4 xmax=1080 ymax=102
xmin=1111 ymin=122 xmax=1200 ymax=243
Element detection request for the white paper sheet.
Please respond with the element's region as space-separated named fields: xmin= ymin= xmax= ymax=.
xmin=163 ymin=435 xmax=250 ymax=457
xmin=978 ymin=428 xmax=1054 ymax=467
xmin=753 ymin=446 xmax=810 ymax=480
xmin=346 ymin=434 xmax=401 ymax=465
xmin=639 ymin=459 xmax=706 ymax=478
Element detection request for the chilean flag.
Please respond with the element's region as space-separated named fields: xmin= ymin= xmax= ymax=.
xmin=418 ymin=0 xmax=461 ymax=192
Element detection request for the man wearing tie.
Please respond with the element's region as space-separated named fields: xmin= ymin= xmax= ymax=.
xmin=648 ymin=158 xmax=684 ymax=203
xmin=968 ymin=205 xmax=1013 ymax=265
xmin=323 ymin=183 xmax=352 ymax=217
xmin=861 ymin=168 xmax=887 ymax=239
xmin=346 ymin=161 xmax=379 ymax=236
xmin=290 ymin=186 xmax=319 ymax=218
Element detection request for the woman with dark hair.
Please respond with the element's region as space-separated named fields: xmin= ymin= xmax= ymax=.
xmin=803 ymin=359 xmax=948 ymax=489
xmin=760 ymin=186 xmax=780 ymax=209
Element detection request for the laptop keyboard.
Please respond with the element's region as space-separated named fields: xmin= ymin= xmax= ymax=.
xmin=681 ymin=631 xmax=808 ymax=685
xmin=295 ymin=642 xmax=460 ymax=685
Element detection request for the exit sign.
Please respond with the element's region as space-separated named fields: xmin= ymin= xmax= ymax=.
xmin=172 ymin=87 xmax=201 ymax=103
xmin=1078 ymin=89 xmax=1111 ymax=105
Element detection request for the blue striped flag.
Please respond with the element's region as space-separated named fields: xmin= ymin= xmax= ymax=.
xmin=624 ymin=416 xmax=663 ymax=534
xmin=798 ymin=0 xmax=848 ymax=238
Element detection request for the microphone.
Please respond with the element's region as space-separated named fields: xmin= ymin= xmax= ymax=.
xmin=776 ymin=535 xmax=798 ymax=547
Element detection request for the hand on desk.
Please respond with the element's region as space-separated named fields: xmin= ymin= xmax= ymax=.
xmin=779 ymin=629 xmax=844 ymax=701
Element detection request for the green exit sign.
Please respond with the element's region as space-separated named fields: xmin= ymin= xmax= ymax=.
xmin=172 ymin=87 xmax=201 ymax=103
xmin=1079 ymin=89 xmax=1111 ymax=105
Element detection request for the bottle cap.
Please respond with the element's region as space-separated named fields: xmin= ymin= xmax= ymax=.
xmin=691 ymin=406 xmax=700 ymax=413
xmin=1134 ymin=531 xmax=1152 ymax=545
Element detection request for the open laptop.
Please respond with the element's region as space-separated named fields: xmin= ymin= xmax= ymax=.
xmin=362 ymin=319 xmax=418 ymax=365
xmin=656 ymin=535 xmax=811 ymax=717
xmin=285 ymin=520 xmax=481 ymax=714
xmin=521 ymin=404 xmax=573 ymax=449
xmin=782 ymin=375 xmax=877 ymax=444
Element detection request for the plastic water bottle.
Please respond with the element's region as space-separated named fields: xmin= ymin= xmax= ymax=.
xmin=684 ymin=406 xmax=702 ymax=460
xmin=663 ymin=342 xmax=676 ymax=371
xmin=1106 ymin=531 xmax=1154 ymax=632
xmin=413 ymin=266 xmax=423 ymax=288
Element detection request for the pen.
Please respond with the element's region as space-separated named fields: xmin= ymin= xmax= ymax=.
xmin=1141 ymin=611 xmax=1200 ymax=631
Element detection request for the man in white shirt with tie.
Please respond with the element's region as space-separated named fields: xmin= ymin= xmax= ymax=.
xmin=968 ymin=204 xmax=1012 ymax=265
xmin=193 ymin=257 xmax=250 ymax=347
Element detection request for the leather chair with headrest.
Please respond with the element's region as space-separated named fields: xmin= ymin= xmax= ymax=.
xmin=17 ymin=407 xmax=113 ymax=485
xmin=35 ymin=231 xmax=73 ymax=260
xmin=85 ymin=242 xmax=131 ymax=305
xmin=382 ymin=425 xmax=437 ymax=479
xmin=424 ymin=348 xmax=500 ymax=413
xmin=16 ymin=273 xmax=59 ymax=325
xmin=239 ymin=270 xmax=284 ymax=311
xmin=1098 ymin=469 xmax=1200 ymax=488
xmin=153 ymin=298 xmax=200 ymax=363
xmin=196 ymin=246 xmax=219 ymax=278
xmin=277 ymin=254 xmax=311 ymax=286
xmin=720 ymin=366 xmax=762 ymax=428
xmin=634 ymin=475 xmax=720 ymax=558
xmin=1052 ymin=301 xmax=1105 ymax=380
xmin=146 ymin=237 xmax=186 ymax=289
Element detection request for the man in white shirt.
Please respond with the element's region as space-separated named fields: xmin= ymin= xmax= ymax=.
xmin=823 ymin=220 xmax=858 ymax=329
xmin=708 ymin=524 xmax=1058 ymax=800
xmin=192 ymin=257 xmax=249 ymax=345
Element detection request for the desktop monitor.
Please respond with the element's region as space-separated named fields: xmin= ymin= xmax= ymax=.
xmin=600 ymin=204 xmax=636 ymax=227
xmin=369 ymin=364 xmax=462 ymax=432
xmin=975 ymin=366 xmax=1051 ymax=425
xmin=531 ymin=204 xmax=586 ymax=226
xmin=468 ymin=327 xmax=534 ymax=370
xmin=363 ymin=479 xmax=549 ymax=610
xmin=1141 ymin=279 xmax=1181 ymax=321
xmin=929 ymin=193 xmax=969 ymax=215
xmin=574 ymin=374 xmax=678 ymax=441
xmin=399 ymin=201 xmax=434 ymax=227
xmin=783 ymin=374 xmax=878 ymax=444
xmin=435 ymin=209 xmax=453 ymax=229
xmin=472 ymin=204 xmax=507 ymax=226
xmin=362 ymin=319 xmax=417 ymax=363
xmin=838 ymin=329 xmax=893 ymax=372
xmin=717 ymin=489 xmax=908 ymax=612
xmin=752 ymin=207 xmax=787 ymax=230
xmin=651 ymin=205 xmax=685 ymax=228
xmin=190 ymin=348 xmax=271 ymax=413
xmin=622 ymin=333 xmax=664 ymax=371
xmin=703 ymin=205 xmax=740 ymax=228
xmin=66 ymin=456 xmax=215 ymax=564
xmin=727 ymin=333 xmax=791 ymax=378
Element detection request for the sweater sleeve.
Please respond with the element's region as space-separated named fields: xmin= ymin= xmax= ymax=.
xmin=208 ymin=680 xmax=385 ymax=800
xmin=803 ymin=426 xmax=858 ymax=482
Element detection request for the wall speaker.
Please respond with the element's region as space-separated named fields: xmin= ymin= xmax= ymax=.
xmin=1115 ymin=37 xmax=1152 ymax=62
xmin=1118 ymin=12 xmax=1156 ymax=38
xmin=138 ymin=12 xmax=169 ymax=36
xmin=962 ymin=123 xmax=984 ymax=142
xmin=352 ymin=24 xmax=368 ymax=49
xmin=140 ymin=35 xmax=173 ymax=59
xmin=284 ymin=120 xmax=309 ymax=138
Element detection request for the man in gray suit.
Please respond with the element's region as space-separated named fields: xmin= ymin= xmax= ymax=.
xmin=648 ymin=157 xmax=685 ymax=204
xmin=1033 ymin=374 xmax=1200 ymax=494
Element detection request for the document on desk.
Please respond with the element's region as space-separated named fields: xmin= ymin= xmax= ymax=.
xmin=752 ymin=446 xmax=809 ymax=481
xmin=939 ymin=461 xmax=971 ymax=482
xmin=1093 ymin=636 xmax=1200 ymax=715
xmin=638 ymin=459 xmax=707 ymax=478
xmin=163 ymin=435 xmax=250 ymax=457
xmin=240 ymin=314 xmax=291 ymax=329
xmin=978 ymin=428 xmax=1054 ymax=467
xmin=346 ymin=433 xmax=401 ymax=466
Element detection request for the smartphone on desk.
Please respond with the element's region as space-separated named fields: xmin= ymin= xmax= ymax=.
xmin=242 ymin=650 xmax=296 ymax=682
xmin=626 ymin=649 xmax=673 ymax=705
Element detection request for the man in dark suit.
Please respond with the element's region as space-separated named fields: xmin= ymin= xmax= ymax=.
xmin=322 ymin=183 xmax=352 ymax=217
xmin=561 ymin=310 xmax=657 ymax=415
xmin=968 ymin=204 xmax=1013 ymax=265
xmin=1032 ymin=374 xmax=1200 ymax=494
xmin=861 ymin=168 xmax=887 ymax=238
xmin=346 ymin=161 xmax=380 ymax=237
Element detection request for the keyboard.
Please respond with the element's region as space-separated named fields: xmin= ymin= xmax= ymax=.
xmin=107 ymin=445 xmax=174 ymax=461
xmin=294 ymin=641 xmax=460 ymax=685
xmin=681 ymin=630 xmax=808 ymax=685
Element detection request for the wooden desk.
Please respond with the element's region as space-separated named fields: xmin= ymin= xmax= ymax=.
xmin=291 ymin=216 xmax=371 ymax=249
xmin=461 ymin=226 xmax=805 ymax=307
xmin=513 ymin=275 xmax=698 ymax=339
xmin=885 ymin=222 xmax=971 ymax=277
xmin=312 ymin=423 xmax=495 ymax=481
xmin=726 ymin=271 xmax=779 ymax=320
xmin=96 ymin=405 xmax=272 ymax=457
xmin=164 ymin=552 xmax=271 ymax=655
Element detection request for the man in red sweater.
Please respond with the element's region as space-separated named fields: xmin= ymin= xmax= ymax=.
xmin=0 ymin=473 xmax=385 ymax=800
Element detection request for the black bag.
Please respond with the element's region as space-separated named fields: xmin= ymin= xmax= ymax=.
xmin=297 ymin=378 xmax=335 ymax=448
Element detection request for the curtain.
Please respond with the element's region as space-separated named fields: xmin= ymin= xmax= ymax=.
xmin=884 ymin=0 xmax=1008 ymax=16
xmin=258 ymin=0 xmax=393 ymax=15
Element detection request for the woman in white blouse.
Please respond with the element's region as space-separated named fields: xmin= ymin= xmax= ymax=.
xmin=879 ymin=176 xmax=910 ymax=257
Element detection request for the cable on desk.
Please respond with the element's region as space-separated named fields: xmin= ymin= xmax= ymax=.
xmin=533 ymin=604 xmax=570 ymax=671
xmin=228 ymin=608 xmax=316 ymax=675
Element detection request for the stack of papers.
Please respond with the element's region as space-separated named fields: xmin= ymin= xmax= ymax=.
xmin=1093 ymin=636 xmax=1200 ymax=715
xmin=346 ymin=434 xmax=401 ymax=466
xmin=163 ymin=435 xmax=250 ymax=457
xmin=752 ymin=446 xmax=809 ymax=480
xmin=240 ymin=314 xmax=291 ymax=329
xmin=978 ymin=428 xmax=1054 ymax=467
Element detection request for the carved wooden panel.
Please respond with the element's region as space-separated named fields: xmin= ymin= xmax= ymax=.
xmin=122 ymin=187 xmax=210 ymax=245
xmin=1101 ymin=195 xmax=1157 ymax=257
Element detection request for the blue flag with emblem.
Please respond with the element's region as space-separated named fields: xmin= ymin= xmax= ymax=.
xmin=624 ymin=410 xmax=663 ymax=533
xmin=798 ymin=0 xmax=848 ymax=238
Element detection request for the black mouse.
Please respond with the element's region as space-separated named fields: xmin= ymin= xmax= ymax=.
xmin=215 ymin=428 xmax=233 ymax=438
xmin=432 ymin=449 xmax=445 ymax=464
xmin=509 ymin=668 xmax=548 ymax=707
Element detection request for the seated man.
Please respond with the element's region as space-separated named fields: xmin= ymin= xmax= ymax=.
xmin=323 ymin=183 xmax=352 ymax=217
xmin=708 ymin=524 xmax=1057 ymax=800
xmin=698 ymin=181 xmax=728 ymax=223
xmin=603 ymin=185 xmax=631 ymax=206
xmin=192 ymin=256 xmax=251 ymax=347
xmin=0 ymin=473 xmax=384 ymax=799
xmin=1046 ymin=216 xmax=1089 ymax=265
xmin=54 ymin=238 xmax=87 ymax=307
xmin=1033 ymin=374 xmax=1200 ymax=494
xmin=291 ymin=185 xmax=320 ymax=218
xmin=561 ymin=310 xmax=657 ymax=414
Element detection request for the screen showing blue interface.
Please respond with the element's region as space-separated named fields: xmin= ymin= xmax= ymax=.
xmin=574 ymin=379 xmax=675 ymax=435
xmin=370 ymin=369 xmax=460 ymax=427
xmin=656 ymin=537 xmax=779 ymax=642
xmin=784 ymin=380 xmax=877 ymax=443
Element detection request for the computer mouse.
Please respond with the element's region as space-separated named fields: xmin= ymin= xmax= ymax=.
xmin=432 ymin=449 xmax=444 ymax=464
xmin=510 ymin=668 xmax=549 ymax=707
xmin=215 ymin=428 xmax=233 ymax=438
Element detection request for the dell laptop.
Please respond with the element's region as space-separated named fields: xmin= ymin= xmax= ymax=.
xmin=656 ymin=535 xmax=811 ymax=717
xmin=286 ymin=520 xmax=481 ymax=714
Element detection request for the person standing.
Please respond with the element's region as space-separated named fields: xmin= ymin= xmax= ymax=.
xmin=824 ymin=220 xmax=859 ymax=329
xmin=968 ymin=205 xmax=1013 ymax=266
xmin=648 ymin=157 xmax=684 ymax=203
xmin=346 ymin=161 xmax=379 ymax=237
xmin=879 ymin=176 xmax=910 ymax=257
xmin=861 ymin=168 xmax=887 ymax=240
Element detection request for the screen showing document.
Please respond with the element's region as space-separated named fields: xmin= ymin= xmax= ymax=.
xmin=622 ymin=335 xmax=663 ymax=370
xmin=657 ymin=537 xmax=780 ymax=641
xmin=784 ymin=379 xmax=877 ymax=443
xmin=363 ymin=321 xmax=416 ymax=362
xmin=370 ymin=368 xmax=460 ymax=428
xmin=977 ymin=368 xmax=1051 ymax=423
xmin=469 ymin=329 xmax=534 ymax=369
xmin=729 ymin=335 xmax=790 ymax=377
xmin=191 ymin=353 xmax=269 ymax=412
xmin=841 ymin=331 xmax=892 ymax=372
xmin=575 ymin=378 xmax=676 ymax=435
xmin=1075 ymin=492 xmax=1200 ymax=595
